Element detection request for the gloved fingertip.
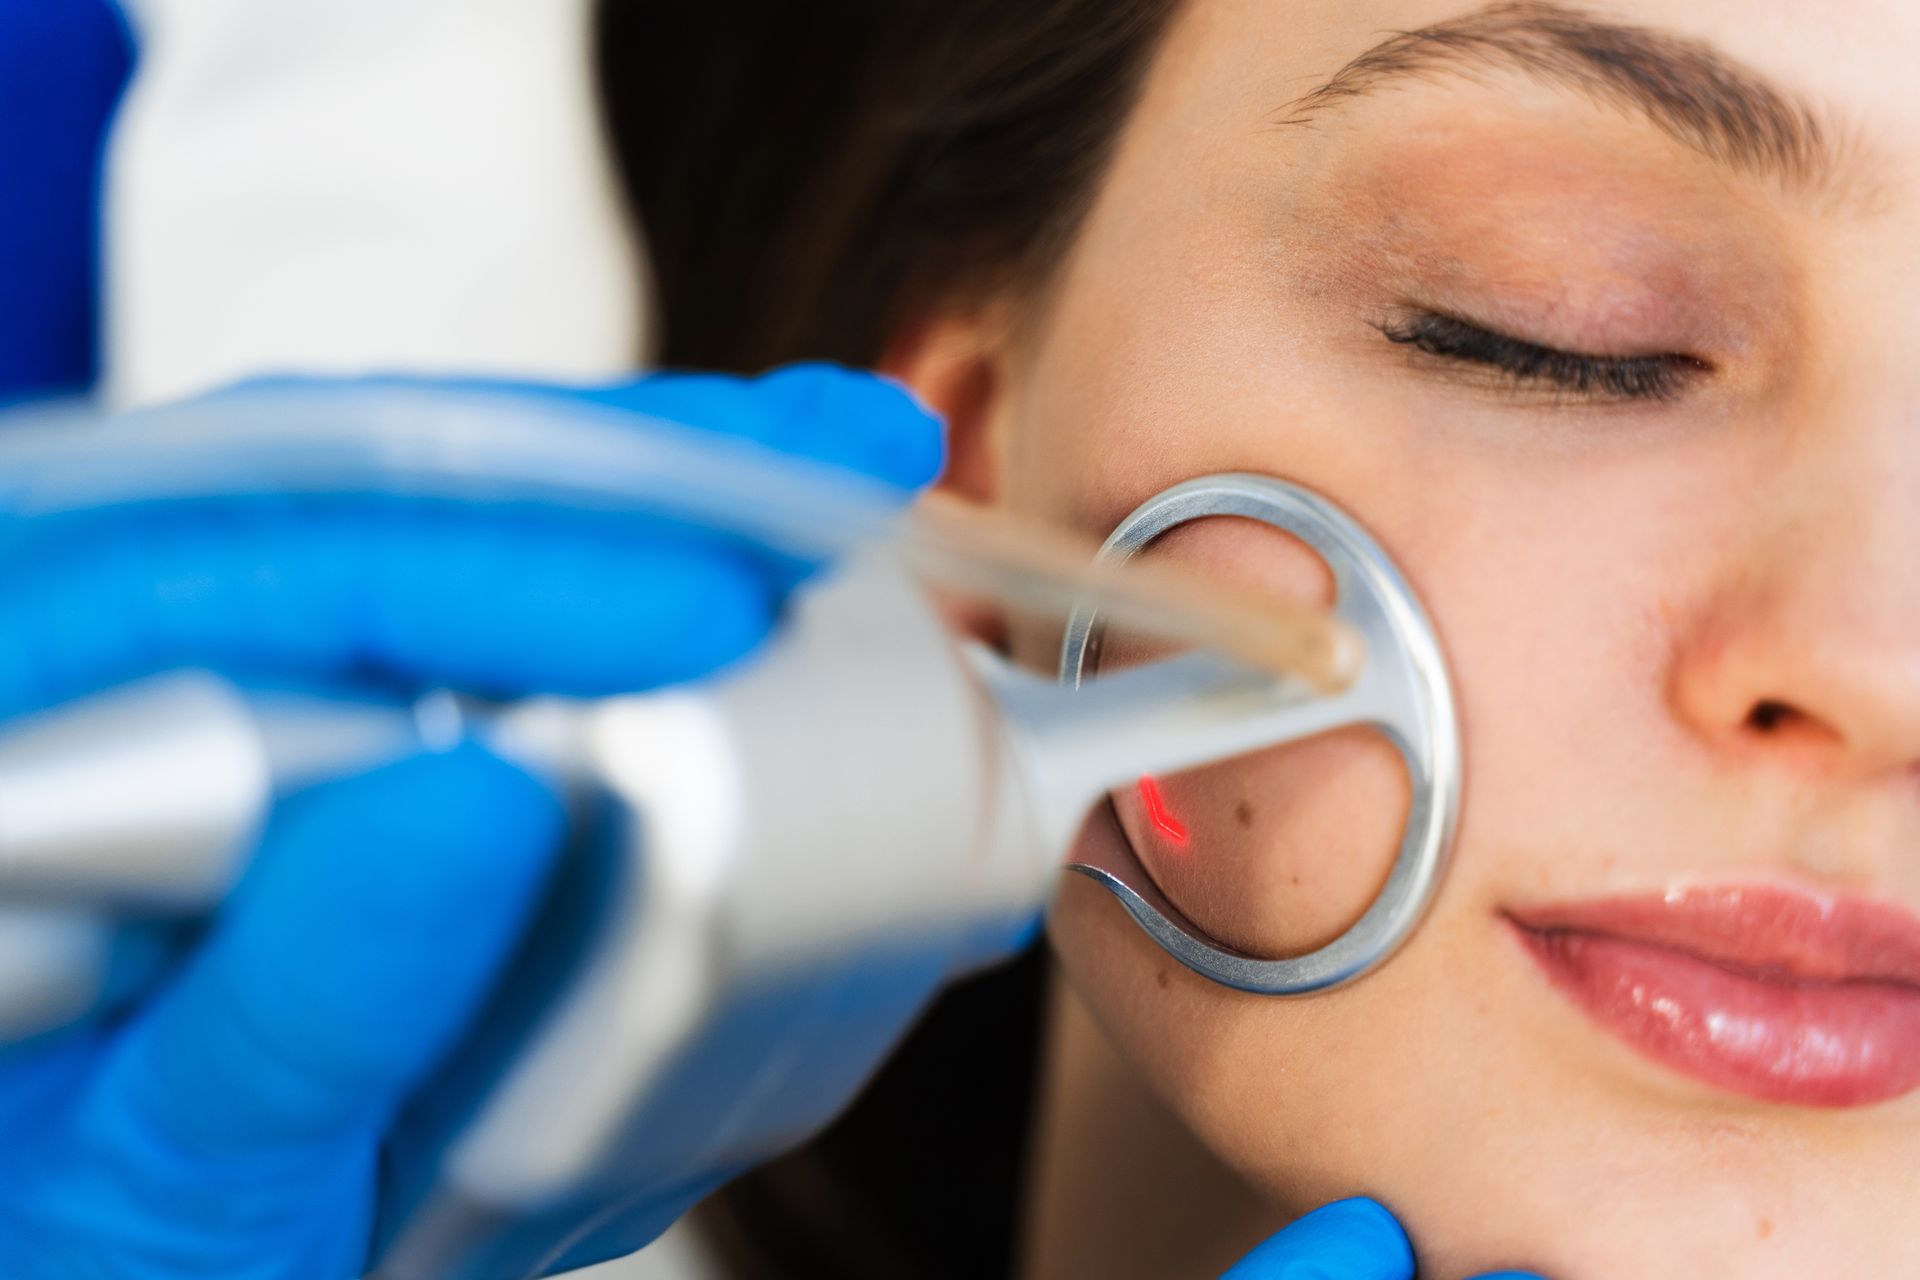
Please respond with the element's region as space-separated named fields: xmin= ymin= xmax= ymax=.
xmin=1222 ymin=1197 xmax=1414 ymax=1280
xmin=758 ymin=361 xmax=947 ymax=491
xmin=1311 ymin=1196 xmax=1409 ymax=1236
xmin=1300 ymin=1198 xmax=1417 ymax=1274
xmin=570 ymin=364 xmax=946 ymax=493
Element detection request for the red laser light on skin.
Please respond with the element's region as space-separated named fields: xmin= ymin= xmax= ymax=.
xmin=1137 ymin=776 xmax=1189 ymax=847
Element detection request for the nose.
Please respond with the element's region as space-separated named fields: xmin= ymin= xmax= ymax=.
xmin=1668 ymin=427 xmax=1920 ymax=783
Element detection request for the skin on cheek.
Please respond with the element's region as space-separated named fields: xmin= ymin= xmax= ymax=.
xmin=1087 ymin=518 xmax=1411 ymax=957
xmin=1113 ymin=733 xmax=1410 ymax=956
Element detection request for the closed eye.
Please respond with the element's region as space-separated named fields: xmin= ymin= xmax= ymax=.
xmin=1377 ymin=310 xmax=1711 ymax=401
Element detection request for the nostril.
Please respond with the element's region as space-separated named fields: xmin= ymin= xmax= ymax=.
xmin=1723 ymin=696 xmax=1856 ymax=769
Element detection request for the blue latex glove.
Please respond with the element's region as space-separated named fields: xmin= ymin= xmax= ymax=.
xmin=0 ymin=363 xmax=943 ymax=1279
xmin=1222 ymin=1198 xmax=1548 ymax=1280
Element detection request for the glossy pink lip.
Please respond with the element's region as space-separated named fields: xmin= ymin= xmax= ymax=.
xmin=1508 ymin=886 xmax=1920 ymax=1107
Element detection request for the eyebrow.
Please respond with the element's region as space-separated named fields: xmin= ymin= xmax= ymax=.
xmin=1280 ymin=2 xmax=1834 ymax=188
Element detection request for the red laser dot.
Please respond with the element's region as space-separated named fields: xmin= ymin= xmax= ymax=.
xmin=1137 ymin=776 xmax=1189 ymax=847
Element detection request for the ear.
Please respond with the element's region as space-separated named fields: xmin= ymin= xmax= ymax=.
xmin=879 ymin=302 xmax=1015 ymax=648
xmin=878 ymin=302 xmax=1011 ymax=506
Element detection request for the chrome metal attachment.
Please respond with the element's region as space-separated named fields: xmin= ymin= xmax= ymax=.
xmin=1058 ymin=474 xmax=1460 ymax=994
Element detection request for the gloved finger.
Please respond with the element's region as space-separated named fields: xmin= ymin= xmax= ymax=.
xmin=0 ymin=366 xmax=946 ymax=719
xmin=77 ymin=742 xmax=566 ymax=1164
xmin=236 ymin=363 xmax=945 ymax=495
xmin=0 ymin=499 xmax=786 ymax=718
xmin=1221 ymin=1198 xmax=1415 ymax=1280
xmin=574 ymin=362 xmax=944 ymax=494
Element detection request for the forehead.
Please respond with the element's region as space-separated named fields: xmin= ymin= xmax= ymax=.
xmin=1116 ymin=0 xmax=1920 ymax=206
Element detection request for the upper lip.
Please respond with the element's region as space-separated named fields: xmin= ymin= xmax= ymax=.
xmin=1505 ymin=884 xmax=1920 ymax=989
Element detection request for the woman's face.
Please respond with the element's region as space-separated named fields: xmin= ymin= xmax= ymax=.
xmin=955 ymin=1 xmax=1920 ymax=1274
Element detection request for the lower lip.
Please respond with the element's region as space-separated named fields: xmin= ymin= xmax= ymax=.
xmin=1514 ymin=925 xmax=1920 ymax=1107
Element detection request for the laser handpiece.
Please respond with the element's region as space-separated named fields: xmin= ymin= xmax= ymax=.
xmin=0 ymin=389 xmax=1459 ymax=1278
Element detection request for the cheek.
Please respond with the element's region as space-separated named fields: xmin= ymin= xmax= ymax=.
xmin=1113 ymin=728 xmax=1409 ymax=955
xmin=1085 ymin=517 xmax=1413 ymax=957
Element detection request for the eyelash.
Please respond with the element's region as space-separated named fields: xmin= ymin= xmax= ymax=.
xmin=1377 ymin=311 xmax=1709 ymax=401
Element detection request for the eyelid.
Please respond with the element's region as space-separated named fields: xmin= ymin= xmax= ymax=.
xmin=1376 ymin=309 xmax=1711 ymax=401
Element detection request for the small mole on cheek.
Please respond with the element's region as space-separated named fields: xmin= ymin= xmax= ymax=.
xmin=1156 ymin=968 xmax=1172 ymax=990
xmin=1234 ymin=800 xmax=1255 ymax=829
xmin=1756 ymin=1218 xmax=1773 ymax=1241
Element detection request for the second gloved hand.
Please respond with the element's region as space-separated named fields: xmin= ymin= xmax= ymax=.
xmin=1222 ymin=1198 xmax=1549 ymax=1280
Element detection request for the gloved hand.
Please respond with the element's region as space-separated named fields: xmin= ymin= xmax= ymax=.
xmin=0 ymin=362 xmax=943 ymax=1279
xmin=1222 ymin=1198 xmax=1548 ymax=1280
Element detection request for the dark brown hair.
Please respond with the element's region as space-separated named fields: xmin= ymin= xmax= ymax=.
xmin=593 ymin=3 xmax=1180 ymax=1276
xmin=597 ymin=0 xmax=1180 ymax=372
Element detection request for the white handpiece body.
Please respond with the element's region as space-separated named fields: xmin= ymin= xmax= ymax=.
xmin=371 ymin=554 xmax=1059 ymax=1278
